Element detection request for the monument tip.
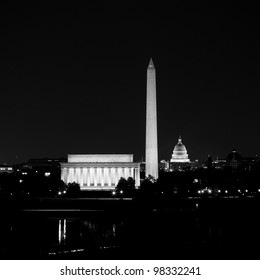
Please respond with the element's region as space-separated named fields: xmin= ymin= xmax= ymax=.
xmin=148 ymin=58 xmax=154 ymax=68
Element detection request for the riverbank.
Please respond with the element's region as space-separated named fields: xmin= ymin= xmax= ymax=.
xmin=1 ymin=195 xmax=260 ymax=213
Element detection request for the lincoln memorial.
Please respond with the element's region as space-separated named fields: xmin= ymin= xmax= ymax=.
xmin=61 ymin=154 xmax=140 ymax=190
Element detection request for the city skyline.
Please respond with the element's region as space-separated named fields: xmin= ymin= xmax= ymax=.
xmin=0 ymin=3 xmax=259 ymax=164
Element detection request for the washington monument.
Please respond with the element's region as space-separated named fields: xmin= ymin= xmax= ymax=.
xmin=145 ymin=58 xmax=158 ymax=179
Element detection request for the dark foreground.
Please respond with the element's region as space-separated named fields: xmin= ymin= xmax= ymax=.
xmin=0 ymin=196 xmax=260 ymax=260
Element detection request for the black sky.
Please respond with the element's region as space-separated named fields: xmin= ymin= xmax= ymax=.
xmin=0 ymin=3 xmax=259 ymax=164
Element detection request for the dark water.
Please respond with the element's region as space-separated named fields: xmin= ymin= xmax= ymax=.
xmin=0 ymin=200 xmax=260 ymax=259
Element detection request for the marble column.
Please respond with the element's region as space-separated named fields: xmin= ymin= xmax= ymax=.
xmin=135 ymin=167 xmax=140 ymax=187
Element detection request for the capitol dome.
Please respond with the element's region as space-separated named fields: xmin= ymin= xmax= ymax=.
xmin=170 ymin=136 xmax=190 ymax=163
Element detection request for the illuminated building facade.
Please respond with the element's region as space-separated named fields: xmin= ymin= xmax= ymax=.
xmin=0 ymin=165 xmax=13 ymax=173
xmin=226 ymin=149 xmax=242 ymax=169
xmin=170 ymin=137 xmax=191 ymax=171
xmin=170 ymin=136 xmax=190 ymax=163
xmin=61 ymin=154 xmax=140 ymax=190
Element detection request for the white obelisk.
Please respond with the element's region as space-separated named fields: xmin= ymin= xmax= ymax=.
xmin=145 ymin=58 xmax=158 ymax=179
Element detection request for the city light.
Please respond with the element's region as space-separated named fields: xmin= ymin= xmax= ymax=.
xmin=112 ymin=191 xmax=116 ymax=196
xmin=225 ymin=190 xmax=228 ymax=194
xmin=208 ymin=189 xmax=212 ymax=194
xmin=58 ymin=191 xmax=62 ymax=196
xmin=198 ymin=190 xmax=201 ymax=194
xmin=120 ymin=190 xmax=123 ymax=194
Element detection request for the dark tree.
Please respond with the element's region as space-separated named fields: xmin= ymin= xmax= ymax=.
xmin=67 ymin=182 xmax=81 ymax=197
xmin=115 ymin=177 xmax=135 ymax=196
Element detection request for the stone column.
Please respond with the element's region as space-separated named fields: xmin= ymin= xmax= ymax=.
xmin=135 ymin=167 xmax=140 ymax=188
xmin=61 ymin=168 xmax=67 ymax=184
xmin=93 ymin=168 xmax=97 ymax=187
xmin=90 ymin=168 xmax=94 ymax=186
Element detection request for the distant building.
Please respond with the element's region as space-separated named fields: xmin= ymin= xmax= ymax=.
xmin=159 ymin=160 xmax=169 ymax=171
xmin=207 ymin=154 xmax=213 ymax=169
xmin=0 ymin=164 xmax=13 ymax=173
xmin=14 ymin=158 xmax=66 ymax=177
xmin=226 ymin=149 xmax=242 ymax=169
xmin=212 ymin=158 xmax=226 ymax=169
xmin=242 ymin=155 xmax=259 ymax=171
xmin=170 ymin=136 xmax=190 ymax=163
xmin=61 ymin=154 xmax=140 ymax=190
xmin=170 ymin=136 xmax=191 ymax=171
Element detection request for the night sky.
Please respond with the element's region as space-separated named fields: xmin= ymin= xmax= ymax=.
xmin=0 ymin=3 xmax=259 ymax=164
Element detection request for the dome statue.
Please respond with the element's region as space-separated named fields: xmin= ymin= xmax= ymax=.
xmin=170 ymin=136 xmax=190 ymax=163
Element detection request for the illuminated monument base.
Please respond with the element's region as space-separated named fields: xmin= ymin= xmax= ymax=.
xmin=61 ymin=154 xmax=140 ymax=190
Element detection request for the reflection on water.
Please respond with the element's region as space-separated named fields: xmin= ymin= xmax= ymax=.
xmin=58 ymin=219 xmax=66 ymax=245
xmin=0 ymin=201 xmax=260 ymax=259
